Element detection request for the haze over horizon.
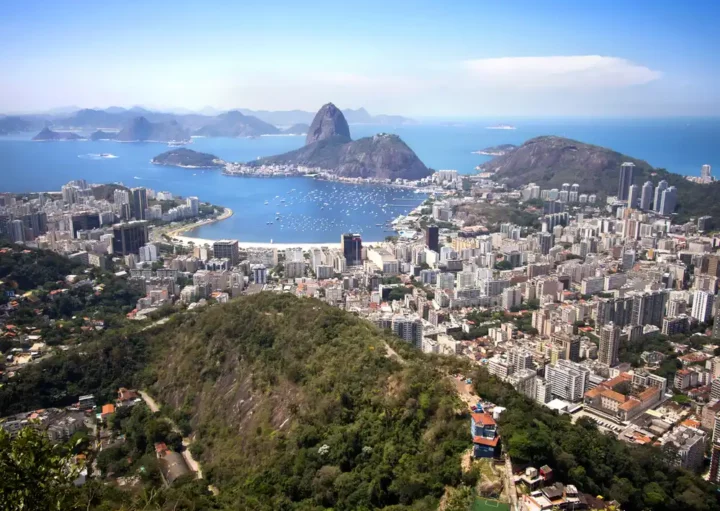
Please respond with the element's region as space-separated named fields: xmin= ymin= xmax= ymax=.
xmin=2 ymin=0 xmax=720 ymax=117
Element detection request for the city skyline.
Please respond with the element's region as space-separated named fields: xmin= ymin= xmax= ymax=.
xmin=2 ymin=0 xmax=720 ymax=117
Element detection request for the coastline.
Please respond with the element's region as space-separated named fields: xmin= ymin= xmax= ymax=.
xmin=169 ymin=237 xmax=382 ymax=250
xmin=163 ymin=206 xmax=234 ymax=240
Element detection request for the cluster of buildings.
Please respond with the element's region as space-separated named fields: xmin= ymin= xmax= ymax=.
xmin=6 ymin=162 xmax=720 ymax=490
xmin=0 ymin=180 xmax=207 ymax=269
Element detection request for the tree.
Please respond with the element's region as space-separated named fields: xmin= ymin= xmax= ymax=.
xmin=0 ymin=427 xmax=82 ymax=510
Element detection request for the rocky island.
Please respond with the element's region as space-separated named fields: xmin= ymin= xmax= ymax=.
xmin=473 ymin=144 xmax=517 ymax=156
xmin=151 ymin=148 xmax=224 ymax=168
xmin=115 ymin=116 xmax=190 ymax=143
xmin=32 ymin=127 xmax=84 ymax=141
xmin=254 ymin=103 xmax=430 ymax=181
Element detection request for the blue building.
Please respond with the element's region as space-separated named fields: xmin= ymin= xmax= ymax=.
xmin=471 ymin=411 xmax=501 ymax=458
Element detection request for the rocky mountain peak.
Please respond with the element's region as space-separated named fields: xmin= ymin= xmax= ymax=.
xmin=305 ymin=103 xmax=351 ymax=145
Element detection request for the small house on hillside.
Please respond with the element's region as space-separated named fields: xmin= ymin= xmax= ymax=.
xmin=471 ymin=409 xmax=501 ymax=458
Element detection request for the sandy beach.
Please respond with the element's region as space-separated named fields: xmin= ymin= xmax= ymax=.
xmin=164 ymin=205 xmax=386 ymax=249
xmin=171 ymin=236 xmax=381 ymax=250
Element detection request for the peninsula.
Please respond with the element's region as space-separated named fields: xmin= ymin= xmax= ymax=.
xmin=254 ymin=103 xmax=431 ymax=181
xmin=473 ymin=144 xmax=517 ymax=156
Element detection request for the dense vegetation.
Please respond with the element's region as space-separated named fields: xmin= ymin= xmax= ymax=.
xmin=151 ymin=148 xmax=223 ymax=168
xmin=2 ymin=292 xmax=472 ymax=509
xmin=472 ymin=368 xmax=718 ymax=511
xmin=146 ymin=293 xmax=470 ymax=509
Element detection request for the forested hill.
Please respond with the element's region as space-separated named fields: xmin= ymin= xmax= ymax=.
xmin=146 ymin=293 xmax=469 ymax=509
xmin=482 ymin=135 xmax=720 ymax=222
xmin=1 ymin=275 xmax=718 ymax=509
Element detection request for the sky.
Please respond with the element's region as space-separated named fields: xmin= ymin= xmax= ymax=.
xmin=2 ymin=0 xmax=719 ymax=117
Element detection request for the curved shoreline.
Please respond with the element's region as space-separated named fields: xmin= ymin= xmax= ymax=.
xmin=164 ymin=206 xmax=234 ymax=239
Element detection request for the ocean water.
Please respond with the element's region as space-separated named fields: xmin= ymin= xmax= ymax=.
xmin=1 ymin=117 xmax=719 ymax=242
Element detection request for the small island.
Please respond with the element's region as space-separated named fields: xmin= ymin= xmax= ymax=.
xmin=32 ymin=127 xmax=84 ymax=141
xmin=485 ymin=124 xmax=516 ymax=130
xmin=473 ymin=144 xmax=517 ymax=156
xmin=151 ymin=148 xmax=224 ymax=168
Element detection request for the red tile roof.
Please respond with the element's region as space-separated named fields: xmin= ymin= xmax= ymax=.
xmin=473 ymin=436 xmax=500 ymax=447
xmin=471 ymin=412 xmax=496 ymax=426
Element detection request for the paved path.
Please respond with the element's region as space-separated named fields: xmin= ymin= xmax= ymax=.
xmin=384 ymin=341 xmax=406 ymax=364
xmin=504 ymin=455 xmax=519 ymax=511
xmin=139 ymin=390 xmax=203 ymax=480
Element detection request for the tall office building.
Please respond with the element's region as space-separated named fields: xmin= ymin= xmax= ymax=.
xmin=627 ymin=184 xmax=640 ymax=208
xmin=112 ymin=221 xmax=148 ymax=256
xmin=213 ymin=239 xmax=239 ymax=266
xmin=341 ymin=233 xmax=362 ymax=266
xmin=599 ymin=322 xmax=621 ymax=366
xmin=70 ymin=212 xmax=101 ymax=238
xmin=424 ymin=225 xmax=439 ymax=252
xmin=618 ymin=162 xmax=635 ymax=201
xmin=131 ymin=187 xmax=148 ymax=220
xmin=640 ymin=181 xmax=654 ymax=210
xmin=653 ymin=180 xmax=668 ymax=213
xmin=691 ymin=290 xmax=715 ymax=323
xmin=659 ymin=186 xmax=677 ymax=216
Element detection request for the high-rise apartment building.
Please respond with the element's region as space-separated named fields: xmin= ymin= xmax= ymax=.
xmin=660 ymin=186 xmax=678 ymax=216
xmin=653 ymin=180 xmax=668 ymax=213
xmin=629 ymin=290 xmax=667 ymax=328
xmin=691 ymin=290 xmax=715 ymax=323
xmin=628 ymin=184 xmax=640 ymax=208
xmin=640 ymin=181 xmax=654 ymax=210
xmin=599 ymin=322 xmax=620 ymax=366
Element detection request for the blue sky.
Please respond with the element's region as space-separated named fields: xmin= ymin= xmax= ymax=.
xmin=2 ymin=0 xmax=719 ymax=116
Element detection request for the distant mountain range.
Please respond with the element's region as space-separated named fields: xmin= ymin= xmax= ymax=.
xmin=256 ymin=103 xmax=429 ymax=181
xmin=193 ymin=111 xmax=279 ymax=138
xmin=0 ymin=106 xmax=413 ymax=138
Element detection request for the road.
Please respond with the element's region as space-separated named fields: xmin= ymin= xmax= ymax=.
xmin=504 ymin=455 xmax=519 ymax=511
xmin=139 ymin=390 xmax=203 ymax=479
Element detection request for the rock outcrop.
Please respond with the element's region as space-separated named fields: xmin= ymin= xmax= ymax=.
xmin=305 ymin=103 xmax=351 ymax=145
xmin=256 ymin=104 xmax=429 ymax=181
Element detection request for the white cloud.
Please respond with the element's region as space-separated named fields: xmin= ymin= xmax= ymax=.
xmin=463 ymin=56 xmax=661 ymax=88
